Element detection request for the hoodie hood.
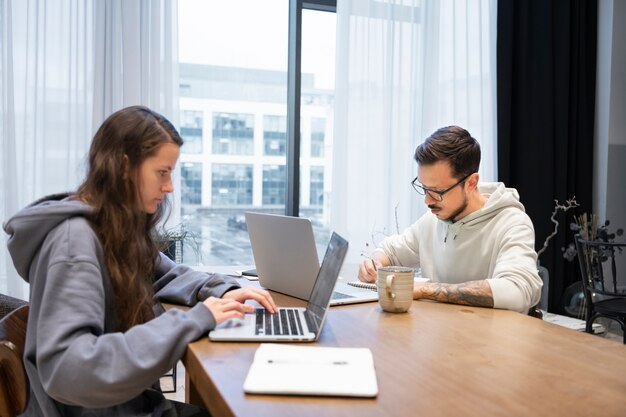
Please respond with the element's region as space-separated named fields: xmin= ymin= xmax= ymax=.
xmin=465 ymin=182 xmax=525 ymax=224
xmin=442 ymin=182 xmax=526 ymax=242
xmin=3 ymin=193 xmax=91 ymax=281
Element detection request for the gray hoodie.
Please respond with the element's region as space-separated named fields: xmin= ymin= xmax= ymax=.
xmin=3 ymin=194 xmax=240 ymax=416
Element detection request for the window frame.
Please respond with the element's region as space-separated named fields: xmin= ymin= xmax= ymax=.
xmin=286 ymin=0 xmax=336 ymax=216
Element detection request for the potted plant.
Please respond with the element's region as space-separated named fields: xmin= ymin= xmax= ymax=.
xmin=155 ymin=223 xmax=202 ymax=264
xmin=559 ymin=213 xmax=624 ymax=319
xmin=563 ymin=213 xmax=624 ymax=260
xmin=534 ymin=197 xmax=580 ymax=312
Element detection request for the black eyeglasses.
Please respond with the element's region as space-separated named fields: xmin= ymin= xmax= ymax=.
xmin=411 ymin=172 xmax=473 ymax=202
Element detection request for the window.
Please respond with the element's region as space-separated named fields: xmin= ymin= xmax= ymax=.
xmin=180 ymin=111 xmax=203 ymax=154
xmin=309 ymin=166 xmax=324 ymax=206
xmin=178 ymin=0 xmax=335 ymax=265
xmin=181 ymin=163 xmax=202 ymax=204
xmin=211 ymin=164 xmax=253 ymax=206
xmin=263 ymin=115 xmax=287 ymax=156
xmin=263 ymin=165 xmax=286 ymax=205
xmin=212 ymin=112 xmax=254 ymax=155
xmin=310 ymin=117 xmax=325 ymax=158
xmin=299 ymin=8 xmax=336 ymax=252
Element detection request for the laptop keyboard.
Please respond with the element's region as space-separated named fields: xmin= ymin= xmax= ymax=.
xmin=254 ymin=308 xmax=304 ymax=336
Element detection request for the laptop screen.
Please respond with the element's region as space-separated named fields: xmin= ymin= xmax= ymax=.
xmin=306 ymin=232 xmax=349 ymax=328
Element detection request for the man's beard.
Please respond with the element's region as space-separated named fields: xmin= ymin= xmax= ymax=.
xmin=429 ymin=193 xmax=468 ymax=222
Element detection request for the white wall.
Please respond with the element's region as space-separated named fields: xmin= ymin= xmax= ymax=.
xmin=595 ymin=0 xmax=626 ymax=288
xmin=608 ymin=1 xmax=626 ymax=148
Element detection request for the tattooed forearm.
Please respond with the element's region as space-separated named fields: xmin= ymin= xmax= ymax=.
xmin=414 ymin=280 xmax=494 ymax=308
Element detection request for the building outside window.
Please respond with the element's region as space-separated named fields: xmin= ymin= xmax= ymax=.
xmin=262 ymin=164 xmax=286 ymax=205
xmin=181 ymin=162 xmax=202 ymax=205
xmin=180 ymin=110 xmax=203 ymax=154
xmin=177 ymin=1 xmax=335 ymax=265
xmin=211 ymin=164 xmax=253 ymax=205
xmin=309 ymin=166 xmax=324 ymax=206
xmin=310 ymin=117 xmax=325 ymax=158
xmin=212 ymin=112 xmax=254 ymax=155
xmin=263 ymin=115 xmax=286 ymax=156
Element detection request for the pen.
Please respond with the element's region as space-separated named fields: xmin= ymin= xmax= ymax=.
xmin=267 ymin=359 xmax=349 ymax=365
xmin=360 ymin=251 xmax=378 ymax=271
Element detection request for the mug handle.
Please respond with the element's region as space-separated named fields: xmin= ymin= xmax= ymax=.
xmin=386 ymin=274 xmax=396 ymax=299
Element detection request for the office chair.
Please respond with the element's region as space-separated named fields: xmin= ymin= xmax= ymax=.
xmin=575 ymin=235 xmax=626 ymax=344
xmin=0 ymin=304 xmax=29 ymax=417
xmin=0 ymin=294 xmax=27 ymax=319
xmin=525 ymin=266 xmax=550 ymax=319
xmin=156 ymin=248 xmax=181 ymax=394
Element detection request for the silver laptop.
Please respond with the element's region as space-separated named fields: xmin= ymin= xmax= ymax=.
xmin=244 ymin=212 xmax=378 ymax=305
xmin=209 ymin=232 xmax=348 ymax=342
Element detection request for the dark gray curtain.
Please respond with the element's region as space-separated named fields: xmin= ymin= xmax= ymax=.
xmin=497 ymin=0 xmax=597 ymax=313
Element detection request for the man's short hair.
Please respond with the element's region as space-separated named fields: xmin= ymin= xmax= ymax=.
xmin=414 ymin=126 xmax=481 ymax=179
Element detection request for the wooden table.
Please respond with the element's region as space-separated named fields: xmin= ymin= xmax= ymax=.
xmin=177 ymin=271 xmax=626 ymax=417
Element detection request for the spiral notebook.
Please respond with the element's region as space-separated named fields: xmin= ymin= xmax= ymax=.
xmin=348 ymin=277 xmax=430 ymax=291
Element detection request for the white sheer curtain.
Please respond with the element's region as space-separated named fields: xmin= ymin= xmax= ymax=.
xmin=332 ymin=0 xmax=497 ymax=264
xmin=92 ymin=0 xmax=182 ymax=234
xmin=0 ymin=0 xmax=179 ymax=299
xmin=93 ymin=0 xmax=179 ymax=129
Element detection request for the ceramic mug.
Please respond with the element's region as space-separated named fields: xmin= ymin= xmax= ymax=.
xmin=377 ymin=266 xmax=414 ymax=313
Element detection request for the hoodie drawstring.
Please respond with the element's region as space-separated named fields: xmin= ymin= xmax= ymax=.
xmin=444 ymin=222 xmax=464 ymax=242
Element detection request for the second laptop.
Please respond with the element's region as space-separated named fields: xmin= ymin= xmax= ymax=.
xmin=244 ymin=212 xmax=378 ymax=306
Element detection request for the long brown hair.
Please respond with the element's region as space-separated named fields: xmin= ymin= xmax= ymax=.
xmin=76 ymin=106 xmax=183 ymax=332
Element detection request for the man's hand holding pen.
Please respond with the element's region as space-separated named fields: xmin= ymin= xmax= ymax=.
xmin=358 ymin=250 xmax=388 ymax=283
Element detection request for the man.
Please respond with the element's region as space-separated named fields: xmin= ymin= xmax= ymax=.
xmin=358 ymin=126 xmax=542 ymax=313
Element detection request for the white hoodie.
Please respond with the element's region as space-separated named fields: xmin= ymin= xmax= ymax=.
xmin=379 ymin=182 xmax=542 ymax=313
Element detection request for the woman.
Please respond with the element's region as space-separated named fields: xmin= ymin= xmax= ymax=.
xmin=3 ymin=106 xmax=276 ymax=416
